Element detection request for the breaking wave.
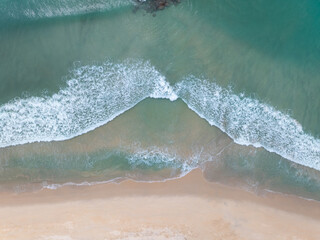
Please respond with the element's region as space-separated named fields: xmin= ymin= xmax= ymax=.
xmin=175 ymin=76 xmax=320 ymax=171
xmin=0 ymin=60 xmax=176 ymax=148
xmin=0 ymin=59 xmax=319 ymax=171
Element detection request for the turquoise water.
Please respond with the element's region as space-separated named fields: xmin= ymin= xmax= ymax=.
xmin=0 ymin=0 xmax=320 ymax=198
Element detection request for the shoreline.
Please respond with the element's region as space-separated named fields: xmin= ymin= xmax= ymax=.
xmin=1 ymin=169 xmax=320 ymax=239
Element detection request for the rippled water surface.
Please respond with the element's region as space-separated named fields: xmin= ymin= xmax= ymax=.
xmin=0 ymin=0 xmax=320 ymax=199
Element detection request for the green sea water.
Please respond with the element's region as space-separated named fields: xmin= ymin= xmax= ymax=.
xmin=0 ymin=0 xmax=320 ymax=199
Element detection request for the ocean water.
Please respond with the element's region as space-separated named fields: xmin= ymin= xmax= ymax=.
xmin=0 ymin=0 xmax=320 ymax=199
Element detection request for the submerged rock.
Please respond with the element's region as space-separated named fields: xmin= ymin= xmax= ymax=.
xmin=133 ymin=0 xmax=182 ymax=14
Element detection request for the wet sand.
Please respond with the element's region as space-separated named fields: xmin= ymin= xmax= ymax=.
xmin=0 ymin=169 xmax=320 ymax=240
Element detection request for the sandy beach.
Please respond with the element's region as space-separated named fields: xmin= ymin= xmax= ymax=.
xmin=0 ymin=169 xmax=320 ymax=240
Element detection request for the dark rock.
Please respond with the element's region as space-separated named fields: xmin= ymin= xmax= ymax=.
xmin=133 ymin=0 xmax=183 ymax=14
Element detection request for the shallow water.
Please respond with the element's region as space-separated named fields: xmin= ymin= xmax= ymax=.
xmin=0 ymin=0 xmax=320 ymax=199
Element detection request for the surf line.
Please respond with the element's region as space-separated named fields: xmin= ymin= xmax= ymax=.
xmin=0 ymin=60 xmax=319 ymax=172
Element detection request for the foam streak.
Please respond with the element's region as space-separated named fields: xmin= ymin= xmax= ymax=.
xmin=0 ymin=0 xmax=132 ymax=21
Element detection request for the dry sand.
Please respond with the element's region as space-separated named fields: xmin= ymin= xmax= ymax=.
xmin=0 ymin=169 xmax=320 ymax=240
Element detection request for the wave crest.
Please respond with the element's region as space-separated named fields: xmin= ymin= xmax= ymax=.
xmin=0 ymin=60 xmax=162 ymax=147
xmin=176 ymin=76 xmax=320 ymax=170
xmin=0 ymin=60 xmax=319 ymax=171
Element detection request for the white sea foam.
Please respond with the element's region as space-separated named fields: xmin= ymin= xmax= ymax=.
xmin=150 ymin=76 xmax=178 ymax=101
xmin=42 ymin=145 xmax=202 ymax=190
xmin=42 ymin=177 xmax=123 ymax=190
xmin=2 ymin=0 xmax=132 ymax=20
xmin=0 ymin=60 xmax=162 ymax=148
xmin=1 ymin=60 xmax=320 ymax=172
xmin=125 ymin=145 xmax=200 ymax=174
xmin=175 ymin=75 xmax=320 ymax=171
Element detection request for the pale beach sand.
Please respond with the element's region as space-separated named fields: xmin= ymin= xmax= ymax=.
xmin=1 ymin=169 xmax=320 ymax=240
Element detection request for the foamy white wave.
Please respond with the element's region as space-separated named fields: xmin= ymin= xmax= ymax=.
xmin=0 ymin=60 xmax=164 ymax=148
xmin=127 ymin=147 xmax=179 ymax=167
xmin=175 ymin=76 xmax=320 ymax=171
xmin=42 ymin=146 xmax=202 ymax=190
xmin=150 ymin=76 xmax=178 ymax=101
xmin=1 ymin=60 xmax=320 ymax=171
xmin=125 ymin=145 xmax=199 ymax=173
xmin=1 ymin=0 xmax=132 ymax=20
